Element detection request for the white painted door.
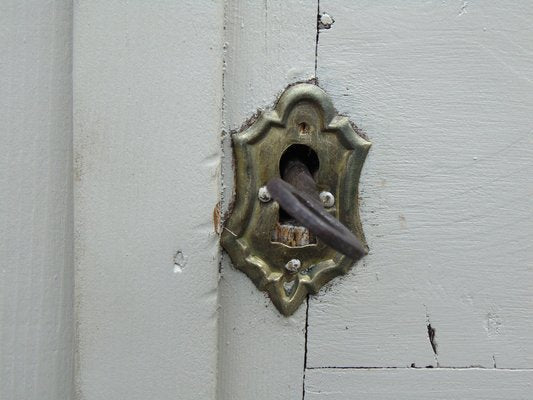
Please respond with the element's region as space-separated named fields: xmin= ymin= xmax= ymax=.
xmin=2 ymin=2 xmax=73 ymax=399
xmin=3 ymin=1 xmax=531 ymax=400
xmin=74 ymin=2 xmax=223 ymax=399
xmin=218 ymin=1 xmax=533 ymax=399
xmin=302 ymin=1 xmax=533 ymax=398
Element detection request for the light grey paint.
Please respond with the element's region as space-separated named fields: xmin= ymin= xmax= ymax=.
xmin=307 ymin=0 xmax=532 ymax=373
xmin=306 ymin=368 xmax=533 ymax=400
xmin=74 ymin=2 xmax=223 ymax=399
xmin=0 ymin=1 xmax=74 ymax=399
xmin=222 ymin=1 xmax=532 ymax=398
xmin=217 ymin=1 xmax=316 ymax=399
xmin=4 ymin=1 xmax=531 ymax=399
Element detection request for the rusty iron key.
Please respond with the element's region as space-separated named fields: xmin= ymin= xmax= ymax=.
xmin=266 ymin=160 xmax=367 ymax=260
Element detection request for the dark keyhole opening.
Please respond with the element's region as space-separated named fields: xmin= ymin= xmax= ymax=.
xmin=271 ymin=144 xmax=319 ymax=247
xmin=279 ymin=144 xmax=319 ymax=181
xmin=278 ymin=144 xmax=319 ymax=224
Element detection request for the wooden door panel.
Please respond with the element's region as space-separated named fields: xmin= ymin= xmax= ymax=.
xmin=308 ymin=0 xmax=533 ymax=373
xmin=217 ymin=2 xmax=317 ymax=399
xmin=74 ymin=2 xmax=223 ymax=399
xmin=306 ymin=369 xmax=533 ymax=400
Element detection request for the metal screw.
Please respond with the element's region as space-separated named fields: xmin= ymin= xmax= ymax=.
xmin=319 ymin=191 xmax=335 ymax=207
xmin=284 ymin=259 xmax=301 ymax=273
xmin=258 ymin=186 xmax=271 ymax=202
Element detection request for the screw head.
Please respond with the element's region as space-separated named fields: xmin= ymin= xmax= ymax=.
xmin=319 ymin=191 xmax=335 ymax=207
xmin=258 ymin=186 xmax=271 ymax=202
xmin=284 ymin=259 xmax=301 ymax=273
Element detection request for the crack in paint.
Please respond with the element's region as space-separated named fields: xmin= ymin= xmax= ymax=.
xmin=425 ymin=306 xmax=439 ymax=367
xmin=302 ymin=296 xmax=310 ymax=400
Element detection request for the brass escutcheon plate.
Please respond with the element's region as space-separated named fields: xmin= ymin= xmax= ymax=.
xmin=221 ymin=83 xmax=370 ymax=316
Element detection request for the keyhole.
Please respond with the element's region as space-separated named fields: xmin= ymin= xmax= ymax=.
xmin=278 ymin=144 xmax=319 ymax=223
xmin=271 ymin=144 xmax=319 ymax=247
xmin=279 ymin=144 xmax=319 ymax=181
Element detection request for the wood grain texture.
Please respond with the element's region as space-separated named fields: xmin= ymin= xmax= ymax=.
xmin=307 ymin=0 xmax=533 ymax=371
xmin=222 ymin=0 xmax=318 ymax=131
xmin=305 ymin=368 xmax=533 ymax=399
xmin=217 ymin=1 xmax=317 ymax=399
xmin=74 ymin=2 xmax=223 ymax=399
xmin=0 ymin=1 xmax=74 ymax=399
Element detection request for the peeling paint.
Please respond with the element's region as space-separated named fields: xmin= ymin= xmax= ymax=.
xmin=213 ymin=202 xmax=222 ymax=235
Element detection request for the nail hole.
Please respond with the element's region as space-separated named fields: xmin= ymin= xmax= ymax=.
xmin=298 ymin=122 xmax=310 ymax=134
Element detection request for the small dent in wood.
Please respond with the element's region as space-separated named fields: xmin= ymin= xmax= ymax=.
xmin=173 ymin=250 xmax=187 ymax=274
xmin=486 ymin=312 xmax=502 ymax=337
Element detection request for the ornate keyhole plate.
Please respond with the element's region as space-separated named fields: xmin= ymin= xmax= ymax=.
xmin=221 ymin=83 xmax=371 ymax=316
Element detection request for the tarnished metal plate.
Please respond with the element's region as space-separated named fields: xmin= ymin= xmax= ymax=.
xmin=221 ymin=83 xmax=370 ymax=315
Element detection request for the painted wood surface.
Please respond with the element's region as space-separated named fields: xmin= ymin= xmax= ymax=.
xmin=217 ymin=1 xmax=316 ymax=399
xmin=74 ymin=2 xmax=223 ymax=399
xmin=0 ymin=2 xmax=74 ymax=399
xmin=307 ymin=0 xmax=533 ymax=378
xmin=306 ymin=368 xmax=533 ymax=399
xmin=5 ymin=1 xmax=530 ymax=399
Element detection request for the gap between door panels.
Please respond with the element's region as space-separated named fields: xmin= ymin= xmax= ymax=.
xmin=302 ymin=1 xmax=320 ymax=399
